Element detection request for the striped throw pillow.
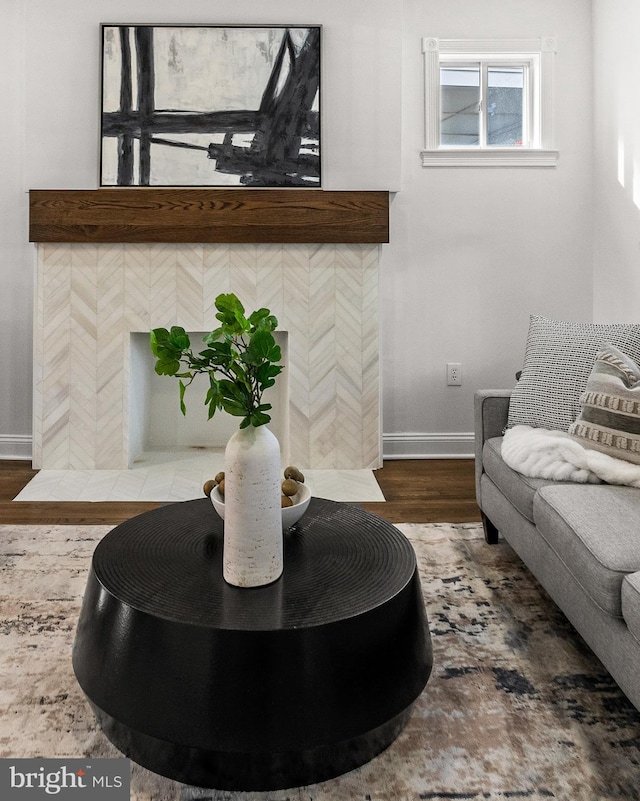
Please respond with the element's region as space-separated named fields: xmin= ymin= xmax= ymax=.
xmin=507 ymin=316 xmax=640 ymax=431
xmin=569 ymin=343 xmax=640 ymax=465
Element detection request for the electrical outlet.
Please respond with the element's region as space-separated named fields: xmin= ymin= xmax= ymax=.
xmin=447 ymin=362 xmax=462 ymax=386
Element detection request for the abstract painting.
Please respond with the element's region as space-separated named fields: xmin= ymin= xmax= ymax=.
xmin=100 ymin=24 xmax=321 ymax=187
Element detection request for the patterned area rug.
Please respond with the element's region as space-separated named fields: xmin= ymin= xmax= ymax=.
xmin=1 ymin=522 xmax=639 ymax=800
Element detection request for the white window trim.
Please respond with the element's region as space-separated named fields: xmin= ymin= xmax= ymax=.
xmin=421 ymin=37 xmax=559 ymax=168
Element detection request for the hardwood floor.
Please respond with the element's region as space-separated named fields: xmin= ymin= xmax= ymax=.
xmin=0 ymin=459 xmax=481 ymax=526
xmin=362 ymin=459 xmax=480 ymax=524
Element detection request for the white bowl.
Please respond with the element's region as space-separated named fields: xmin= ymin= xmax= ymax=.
xmin=210 ymin=482 xmax=311 ymax=529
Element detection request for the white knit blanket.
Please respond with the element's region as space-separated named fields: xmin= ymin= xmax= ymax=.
xmin=501 ymin=425 xmax=640 ymax=488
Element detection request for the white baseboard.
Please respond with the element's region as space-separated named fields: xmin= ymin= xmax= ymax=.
xmin=383 ymin=432 xmax=474 ymax=459
xmin=0 ymin=435 xmax=32 ymax=461
xmin=0 ymin=432 xmax=474 ymax=464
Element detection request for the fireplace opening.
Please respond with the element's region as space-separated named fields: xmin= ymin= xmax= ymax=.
xmin=129 ymin=332 xmax=289 ymax=467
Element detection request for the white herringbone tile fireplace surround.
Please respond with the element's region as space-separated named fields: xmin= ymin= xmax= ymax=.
xmin=33 ymin=242 xmax=382 ymax=471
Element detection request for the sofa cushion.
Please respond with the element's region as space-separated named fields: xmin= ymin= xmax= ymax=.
xmin=483 ymin=436 xmax=558 ymax=523
xmin=569 ymin=343 xmax=640 ymax=465
xmin=533 ymin=484 xmax=640 ymax=617
xmin=622 ymin=573 xmax=640 ymax=646
xmin=507 ymin=315 xmax=640 ymax=432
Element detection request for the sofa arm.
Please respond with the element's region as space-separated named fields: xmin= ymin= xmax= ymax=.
xmin=474 ymin=390 xmax=512 ymax=508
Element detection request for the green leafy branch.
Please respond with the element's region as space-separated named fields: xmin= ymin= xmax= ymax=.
xmin=150 ymin=293 xmax=283 ymax=429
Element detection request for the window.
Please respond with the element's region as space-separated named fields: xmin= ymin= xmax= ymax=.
xmin=422 ymin=38 xmax=558 ymax=167
xmin=441 ymin=63 xmax=528 ymax=147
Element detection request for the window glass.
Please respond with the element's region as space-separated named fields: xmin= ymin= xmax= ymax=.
xmin=487 ymin=66 xmax=525 ymax=146
xmin=440 ymin=66 xmax=479 ymax=146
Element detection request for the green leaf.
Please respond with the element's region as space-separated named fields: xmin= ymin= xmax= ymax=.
xmin=215 ymin=293 xmax=245 ymax=317
xmin=203 ymin=327 xmax=225 ymax=345
xmin=254 ymin=363 xmax=278 ymax=391
xmin=217 ymin=378 xmax=243 ymax=400
xmin=222 ymin=399 xmax=250 ymax=417
xmin=215 ymin=293 xmax=248 ymax=333
xmin=203 ymin=377 xmax=221 ymax=420
xmin=154 ymin=359 xmax=181 ymax=376
xmin=179 ymin=380 xmax=187 ymax=415
xmin=169 ymin=326 xmax=191 ymax=350
xmin=264 ymin=364 xmax=284 ymax=379
xmin=243 ymin=329 xmax=276 ymax=366
xmin=150 ymin=328 xmax=167 ymax=357
xmin=249 ymin=410 xmax=271 ymax=427
xmin=267 ymin=343 xmax=282 ymax=362
xmin=205 ymin=377 xmax=222 ymax=404
xmin=248 ymin=307 xmax=269 ymax=323
xmin=150 ymin=327 xmax=192 ymax=374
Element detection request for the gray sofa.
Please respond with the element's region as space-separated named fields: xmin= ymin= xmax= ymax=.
xmin=475 ymin=389 xmax=640 ymax=713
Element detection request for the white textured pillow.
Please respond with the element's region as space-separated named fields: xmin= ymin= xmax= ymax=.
xmin=507 ymin=316 xmax=640 ymax=432
xmin=569 ymin=343 xmax=640 ymax=465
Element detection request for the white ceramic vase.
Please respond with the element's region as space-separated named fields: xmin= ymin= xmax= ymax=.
xmin=222 ymin=425 xmax=283 ymax=588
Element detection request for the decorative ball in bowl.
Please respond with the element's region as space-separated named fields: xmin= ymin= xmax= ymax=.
xmin=205 ymin=468 xmax=311 ymax=529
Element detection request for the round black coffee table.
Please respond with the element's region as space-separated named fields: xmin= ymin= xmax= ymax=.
xmin=73 ymin=497 xmax=432 ymax=790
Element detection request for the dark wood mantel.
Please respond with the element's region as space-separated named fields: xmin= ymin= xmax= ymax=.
xmin=29 ymin=189 xmax=389 ymax=244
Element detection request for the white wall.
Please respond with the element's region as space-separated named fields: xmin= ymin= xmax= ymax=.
xmin=22 ymin=0 xmax=401 ymax=192
xmin=0 ymin=0 xmax=401 ymax=459
xmin=382 ymin=0 xmax=594 ymax=457
xmin=0 ymin=0 xmax=598 ymax=462
xmin=592 ymin=0 xmax=640 ymax=322
xmin=0 ymin=1 xmax=31 ymax=458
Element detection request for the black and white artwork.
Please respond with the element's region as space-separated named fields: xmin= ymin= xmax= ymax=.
xmin=100 ymin=25 xmax=321 ymax=187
